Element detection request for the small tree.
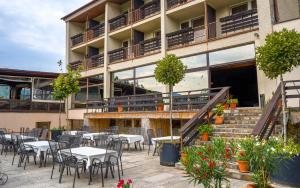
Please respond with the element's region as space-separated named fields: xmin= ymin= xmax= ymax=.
xmin=155 ymin=54 xmax=187 ymax=141
xmin=52 ymin=64 xmax=81 ymax=128
xmin=256 ymin=28 xmax=300 ymax=143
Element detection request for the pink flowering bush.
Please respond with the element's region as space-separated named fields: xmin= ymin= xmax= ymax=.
xmin=117 ymin=179 xmax=133 ymax=188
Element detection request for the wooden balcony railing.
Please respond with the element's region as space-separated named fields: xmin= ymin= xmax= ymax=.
xmin=69 ymin=54 xmax=104 ymax=71
xmin=70 ymin=33 xmax=85 ymax=47
xmin=83 ymin=88 xmax=224 ymax=112
xmin=86 ymin=54 xmax=104 ymax=69
xmin=0 ymin=99 xmax=64 ymax=113
xmin=108 ymin=37 xmax=161 ymax=63
xmin=167 ymin=0 xmax=193 ymax=9
xmin=132 ymin=0 xmax=160 ymax=23
xmin=87 ymin=23 xmax=105 ymax=41
xmin=109 ymin=13 xmax=130 ymax=31
xmin=166 ymin=26 xmax=206 ymax=49
xmin=219 ymin=9 xmax=258 ymax=34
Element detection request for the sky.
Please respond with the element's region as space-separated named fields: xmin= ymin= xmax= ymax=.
xmin=0 ymin=0 xmax=90 ymax=73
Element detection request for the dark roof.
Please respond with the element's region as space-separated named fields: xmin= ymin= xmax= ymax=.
xmin=0 ymin=68 xmax=60 ymax=78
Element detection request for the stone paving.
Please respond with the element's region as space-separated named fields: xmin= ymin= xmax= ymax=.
xmin=0 ymin=147 xmax=293 ymax=188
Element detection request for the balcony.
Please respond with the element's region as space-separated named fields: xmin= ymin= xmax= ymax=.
xmin=108 ymin=37 xmax=161 ymax=63
xmin=166 ymin=26 xmax=206 ymax=49
xmin=69 ymin=54 xmax=104 ymax=71
xmin=132 ymin=0 xmax=160 ymax=23
xmin=0 ymin=99 xmax=63 ymax=113
xmin=167 ymin=0 xmax=194 ymax=9
xmin=86 ymin=23 xmax=105 ymax=41
xmin=70 ymin=24 xmax=105 ymax=48
xmin=218 ymin=9 xmax=258 ymax=35
xmin=109 ymin=13 xmax=130 ymax=32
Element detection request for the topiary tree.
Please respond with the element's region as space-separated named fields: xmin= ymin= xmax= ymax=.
xmin=256 ymin=28 xmax=300 ymax=143
xmin=155 ymin=54 xmax=187 ymax=141
xmin=52 ymin=63 xmax=81 ymax=128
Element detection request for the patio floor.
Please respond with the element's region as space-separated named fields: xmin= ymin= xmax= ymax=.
xmin=0 ymin=148 xmax=293 ymax=188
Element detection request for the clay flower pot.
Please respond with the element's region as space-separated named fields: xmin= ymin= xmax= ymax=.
xmin=201 ymin=133 xmax=209 ymax=141
xmin=247 ymin=183 xmax=274 ymax=188
xmin=230 ymin=103 xmax=237 ymax=109
xmin=215 ymin=116 xmax=224 ymax=124
xmin=181 ymin=152 xmax=188 ymax=165
xmin=117 ymin=105 xmax=123 ymax=112
xmin=237 ymin=160 xmax=249 ymax=173
xmin=223 ymin=104 xmax=229 ymax=110
xmin=157 ymin=103 xmax=164 ymax=111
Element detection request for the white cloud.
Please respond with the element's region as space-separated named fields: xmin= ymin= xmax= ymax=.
xmin=0 ymin=0 xmax=89 ymax=57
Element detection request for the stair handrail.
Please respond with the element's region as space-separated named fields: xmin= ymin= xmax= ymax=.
xmin=180 ymin=87 xmax=230 ymax=147
xmin=252 ymin=83 xmax=282 ymax=139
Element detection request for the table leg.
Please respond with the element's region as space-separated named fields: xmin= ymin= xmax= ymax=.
xmin=39 ymin=151 xmax=44 ymax=168
xmin=88 ymin=165 xmax=92 ymax=185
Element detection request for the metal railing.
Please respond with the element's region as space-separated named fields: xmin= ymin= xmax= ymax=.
xmin=0 ymin=99 xmax=64 ymax=113
xmin=167 ymin=0 xmax=194 ymax=9
xmin=69 ymin=54 xmax=104 ymax=71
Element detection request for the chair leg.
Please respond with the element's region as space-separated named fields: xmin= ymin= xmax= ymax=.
xmin=117 ymin=162 xmax=121 ymax=181
xmin=59 ymin=165 xmax=65 ymax=183
xmin=73 ymin=168 xmax=77 ymax=188
xmin=148 ymin=145 xmax=150 ymax=155
xmin=24 ymin=155 xmax=28 ymax=170
xmin=110 ymin=165 xmax=114 ymax=178
xmin=12 ymin=153 xmax=16 ymax=165
xmin=51 ymin=164 xmax=55 ymax=179
xmin=100 ymin=164 xmax=104 ymax=187
xmin=120 ymin=158 xmax=124 ymax=176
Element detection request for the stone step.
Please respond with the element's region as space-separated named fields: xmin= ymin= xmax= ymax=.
xmin=212 ymin=124 xmax=256 ymax=129
xmin=212 ymin=132 xmax=251 ymax=138
xmin=225 ymin=169 xmax=253 ymax=181
xmin=223 ymin=120 xmax=259 ymax=124
xmin=213 ymin=128 xmax=253 ymax=134
xmin=224 ymin=115 xmax=261 ymax=120
xmin=227 ymin=162 xmax=239 ymax=170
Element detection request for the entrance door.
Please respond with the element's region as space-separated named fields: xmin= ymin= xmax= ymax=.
xmin=210 ymin=62 xmax=259 ymax=107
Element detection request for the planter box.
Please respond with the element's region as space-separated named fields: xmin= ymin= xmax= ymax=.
xmin=160 ymin=143 xmax=180 ymax=166
xmin=271 ymin=155 xmax=300 ymax=187
xmin=51 ymin=130 xmax=63 ymax=141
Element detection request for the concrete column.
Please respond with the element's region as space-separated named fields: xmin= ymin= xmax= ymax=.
xmin=103 ymin=2 xmax=111 ymax=99
xmin=160 ymin=0 xmax=167 ymax=58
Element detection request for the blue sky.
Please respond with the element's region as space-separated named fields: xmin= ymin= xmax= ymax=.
xmin=0 ymin=0 xmax=90 ymax=72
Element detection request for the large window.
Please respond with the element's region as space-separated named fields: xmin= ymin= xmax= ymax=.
xmin=33 ymin=78 xmax=55 ymax=100
xmin=209 ymin=44 xmax=255 ymax=65
xmin=181 ymin=54 xmax=207 ymax=69
xmin=174 ymin=71 xmax=208 ymax=92
xmin=0 ymin=85 xmax=10 ymax=99
xmin=112 ymin=64 xmax=164 ymax=96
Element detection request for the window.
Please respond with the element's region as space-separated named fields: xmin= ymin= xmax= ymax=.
xmin=180 ymin=21 xmax=189 ymax=29
xmin=113 ymin=69 xmax=134 ymax=80
xmin=33 ymin=78 xmax=54 ymax=100
xmin=231 ymin=3 xmax=248 ymax=15
xmin=135 ymin=77 xmax=164 ymax=94
xmin=209 ymin=44 xmax=255 ymax=66
xmin=153 ymin=30 xmax=161 ymax=38
xmin=135 ymin=64 xmax=156 ymax=78
xmin=0 ymin=85 xmax=10 ymax=99
xmin=181 ymin=54 xmax=207 ymax=69
xmin=251 ymin=0 xmax=257 ymax=9
xmin=122 ymin=41 xmax=129 ymax=47
xmin=173 ymin=71 xmax=208 ymax=92
xmin=192 ymin=17 xmax=204 ymax=28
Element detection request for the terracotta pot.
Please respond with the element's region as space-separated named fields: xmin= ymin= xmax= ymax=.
xmin=246 ymin=183 xmax=274 ymax=188
xmin=230 ymin=103 xmax=237 ymax=109
xmin=223 ymin=104 xmax=229 ymax=110
xmin=157 ymin=104 xmax=164 ymax=111
xmin=117 ymin=105 xmax=123 ymax=112
xmin=202 ymin=133 xmax=209 ymax=141
xmin=238 ymin=160 xmax=249 ymax=173
xmin=181 ymin=152 xmax=188 ymax=165
xmin=215 ymin=116 xmax=224 ymax=124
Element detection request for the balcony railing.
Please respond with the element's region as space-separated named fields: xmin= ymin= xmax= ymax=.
xmin=84 ymin=88 xmax=222 ymax=112
xmin=132 ymin=0 xmax=160 ymax=23
xmin=87 ymin=23 xmax=105 ymax=41
xmin=0 ymin=99 xmax=64 ymax=113
xmin=219 ymin=9 xmax=258 ymax=35
xmin=108 ymin=37 xmax=161 ymax=63
xmin=166 ymin=26 xmax=206 ymax=49
xmin=69 ymin=54 xmax=104 ymax=71
xmin=109 ymin=13 xmax=130 ymax=31
xmin=86 ymin=54 xmax=104 ymax=69
xmin=70 ymin=24 xmax=105 ymax=48
xmin=167 ymin=0 xmax=193 ymax=9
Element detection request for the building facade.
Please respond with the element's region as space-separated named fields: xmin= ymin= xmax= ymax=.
xmin=0 ymin=68 xmax=67 ymax=131
xmin=63 ymin=0 xmax=300 ymax=133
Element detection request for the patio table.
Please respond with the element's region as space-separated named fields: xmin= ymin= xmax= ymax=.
xmin=112 ymin=134 xmax=144 ymax=144
xmin=24 ymin=140 xmax=55 ymax=167
xmin=151 ymin=136 xmax=181 ymax=145
xmin=82 ymin=132 xmax=107 ymax=141
xmin=62 ymin=131 xmax=87 ymax=135
xmin=60 ymin=146 xmax=117 ymax=184
xmin=4 ymin=134 xmax=37 ymax=142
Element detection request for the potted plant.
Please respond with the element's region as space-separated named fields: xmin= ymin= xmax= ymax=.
xmin=214 ymin=104 xmax=224 ymax=124
xmin=156 ymin=99 xmax=164 ymax=111
xmin=256 ymin=28 xmax=300 ymax=144
xmin=117 ymin=103 xmax=123 ymax=112
xmin=198 ymin=124 xmax=214 ymax=141
xmin=180 ymin=147 xmax=189 ymax=165
xmin=50 ymin=127 xmax=63 ymax=141
xmin=117 ymin=179 xmax=133 ymax=188
xmin=236 ymin=150 xmax=249 ymax=173
xmin=230 ymin=98 xmax=238 ymax=109
xmin=224 ymin=96 xmax=231 ymax=110
xmin=154 ymin=54 xmax=187 ymax=166
xmin=182 ymin=138 xmax=231 ymax=188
